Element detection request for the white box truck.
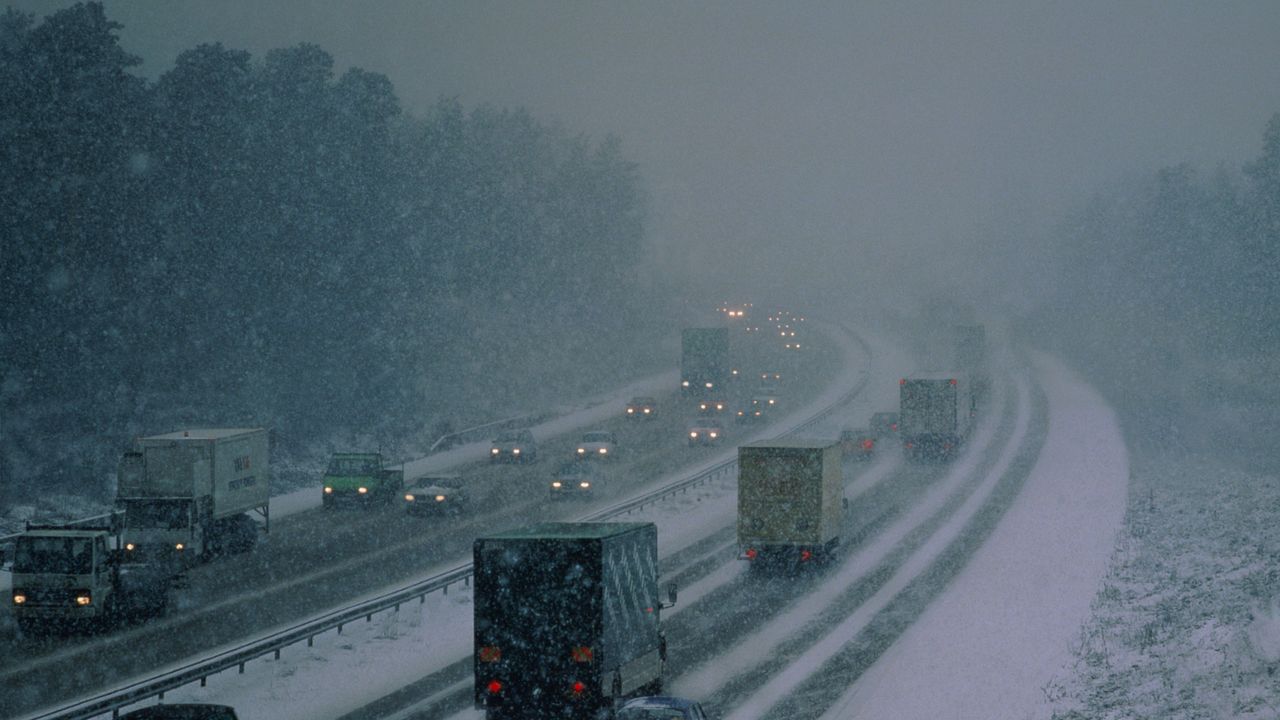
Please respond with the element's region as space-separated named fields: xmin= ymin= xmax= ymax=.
xmin=117 ymin=428 xmax=269 ymax=567
xmin=737 ymin=439 xmax=844 ymax=566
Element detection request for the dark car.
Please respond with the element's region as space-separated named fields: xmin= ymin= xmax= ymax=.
xmin=696 ymin=398 xmax=728 ymax=415
xmin=626 ymin=396 xmax=659 ymax=419
xmin=550 ymin=461 xmax=604 ymax=498
xmin=616 ymin=696 xmax=709 ymax=720
xmin=403 ymin=473 xmax=468 ymax=515
xmin=490 ymin=429 xmax=537 ymax=464
xmin=840 ymin=427 xmax=876 ymax=459
xmin=120 ymin=705 xmax=239 ymax=720
xmin=870 ymin=411 xmax=899 ymax=437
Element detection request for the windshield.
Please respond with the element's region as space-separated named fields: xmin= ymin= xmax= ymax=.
xmin=416 ymin=476 xmax=462 ymax=489
xmin=14 ymin=536 xmax=94 ymax=575
xmin=327 ymin=457 xmax=377 ymax=474
xmin=582 ymin=432 xmax=611 ymax=443
xmin=124 ymin=499 xmax=191 ymax=529
xmin=495 ymin=432 xmax=522 ymax=443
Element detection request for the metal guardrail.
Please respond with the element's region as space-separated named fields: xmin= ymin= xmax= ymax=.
xmin=27 ymin=324 xmax=871 ymax=720
xmin=425 ymin=413 xmax=548 ymax=455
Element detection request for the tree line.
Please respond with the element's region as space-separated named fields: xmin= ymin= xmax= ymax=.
xmin=0 ymin=3 xmax=668 ymax=494
xmin=1026 ymin=113 xmax=1280 ymax=453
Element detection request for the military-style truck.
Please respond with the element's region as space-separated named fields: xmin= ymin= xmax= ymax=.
xmin=474 ymin=522 xmax=675 ymax=719
xmin=899 ymin=374 xmax=976 ymax=460
xmin=321 ymin=452 xmax=404 ymax=507
xmin=9 ymin=522 xmax=170 ymax=633
xmin=680 ymin=327 xmax=731 ymax=396
xmin=117 ymin=428 xmax=270 ymax=567
xmin=738 ymin=440 xmax=844 ymax=566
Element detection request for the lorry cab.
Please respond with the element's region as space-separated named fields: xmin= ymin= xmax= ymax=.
xmin=10 ymin=525 xmax=169 ymax=632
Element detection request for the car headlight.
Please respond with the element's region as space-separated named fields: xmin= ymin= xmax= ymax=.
xmin=513 ymin=448 xmax=521 ymax=455
xmin=405 ymin=494 xmax=415 ymax=502
xmin=75 ymin=594 xmax=92 ymax=606
xmin=580 ymin=481 xmax=590 ymax=488
xmin=627 ymin=408 xmax=634 ymax=414
xmin=577 ymin=448 xmax=585 ymax=454
xmin=598 ymin=448 xmax=607 ymax=455
xmin=681 ymin=380 xmax=690 ymax=387
xmin=710 ymin=432 xmax=718 ymax=438
xmin=552 ymin=481 xmax=563 ymax=488
xmin=125 ymin=542 xmax=136 ymax=551
xmin=491 ymin=448 xmax=500 ymax=455
xmin=643 ymin=408 xmax=650 ymax=414
xmin=435 ymin=494 xmax=446 ymax=502
xmin=358 ymin=487 xmax=368 ymax=494
xmin=690 ymin=431 xmax=698 ymax=438
xmin=323 ymin=486 xmax=333 ymax=494
xmin=13 ymin=594 xmax=26 ymax=605
xmin=175 ymin=543 xmax=185 ymax=551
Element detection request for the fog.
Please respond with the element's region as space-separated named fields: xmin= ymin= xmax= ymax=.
xmin=12 ymin=1 xmax=1280 ymax=310
xmin=5 ymin=4 xmax=1280 ymax=718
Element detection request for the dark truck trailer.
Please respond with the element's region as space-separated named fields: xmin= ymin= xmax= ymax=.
xmin=899 ymin=374 xmax=976 ymax=460
xmin=474 ymin=522 xmax=671 ymax=719
xmin=680 ymin=327 xmax=730 ymax=396
xmin=953 ymin=324 xmax=989 ymax=400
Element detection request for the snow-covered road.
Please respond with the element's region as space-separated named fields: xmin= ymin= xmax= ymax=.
xmin=825 ymin=351 xmax=1128 ymax=720
xmin=39 ymin=339 xmax=1132 ymax=720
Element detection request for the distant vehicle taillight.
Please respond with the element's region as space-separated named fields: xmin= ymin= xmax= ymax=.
xmin=745 ymin=548 xmax=758 ymax=560
xmin=487 ymin=679 xmax=503 ymax=694
xmin=572 ymin=680 xmax=586 ymax=695
xmin=800 ymin=550 xmax=813 ymax=562
xmin=862 ymin=439 xmax=874 ymax=450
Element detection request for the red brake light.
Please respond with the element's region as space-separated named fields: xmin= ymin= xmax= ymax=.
xmin=949 ymin=378 xmax=957 ymax=385
xmin=487 ymin=680 xmax=503 ymax=694
xmin=745 ymin=548 xmax=758 ymax=560
xmin=480 ymin=646 xmax=502 ymax=662
xmin=862 ymin=439 xmax=874 ymax=450
xmin=572 ymin=681 xmax=586 ymax=694
xmin=571 ymin=646 xmax=594 ymax=663
xmin=800 ymin=550 xmax=813 ymax=562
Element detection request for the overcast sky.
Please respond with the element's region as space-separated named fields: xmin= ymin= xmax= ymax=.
xmin=12 ymin=0 xmax=1280 ymax=313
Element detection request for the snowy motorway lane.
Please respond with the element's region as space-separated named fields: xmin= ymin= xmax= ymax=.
xmin=826 ymin=352 xmax=1128 ymax=720
xmin=8 ymin=334 xmax=1132 ymax=720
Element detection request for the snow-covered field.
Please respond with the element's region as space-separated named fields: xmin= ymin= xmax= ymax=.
xmin=1039 ymin=452 xmax=1280 ymax=718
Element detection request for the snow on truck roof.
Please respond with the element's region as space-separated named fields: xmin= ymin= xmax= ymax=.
xmin=140 ymin=428 xmax=265 ymax=441
xmin=481 ymin=522 xmax=652 ymax=541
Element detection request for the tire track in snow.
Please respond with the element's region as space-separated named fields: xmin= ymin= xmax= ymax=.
xmin=671 ymin=374 xmax=1020 ymax=702
xmin=731 ymin=373 xmax=1046 ymax=719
